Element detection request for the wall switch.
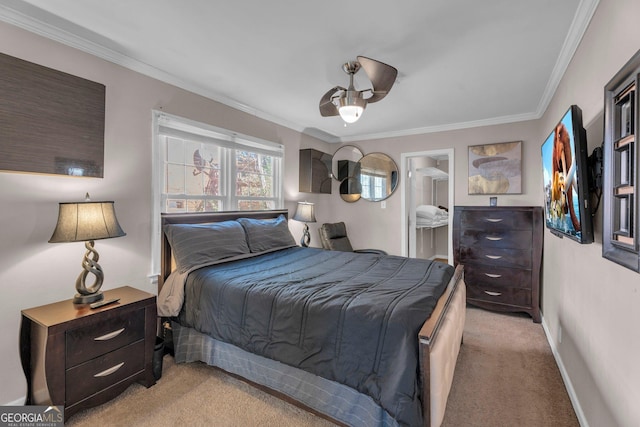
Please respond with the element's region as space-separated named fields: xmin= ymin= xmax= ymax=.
xmin=381 ymin=201 xmax=386 ymax=209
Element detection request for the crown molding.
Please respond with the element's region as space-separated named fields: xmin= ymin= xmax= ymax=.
xmin=535 ymin=0 xmax=600 ymax=117
xmin=338 ymin=112 xmax=540 ymax=143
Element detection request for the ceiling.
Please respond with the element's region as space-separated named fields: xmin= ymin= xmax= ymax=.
xmin=0 ymin=0 xmax=599 ymax=143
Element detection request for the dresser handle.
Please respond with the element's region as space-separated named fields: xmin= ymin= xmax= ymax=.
xmin=94 ymin=328 xmax=125 ymax=341
xmin=484 ymin=291 xmax=502 ymax=296
xmin=94 ymin=362 xmax=125 ymax=377
xmin=485 ymin=236 xmax=503 ymax=241
xmin=484 ymin=273 xmax=502 ymax=278
xmin=485 ymin=255 xmax=502 ymax=260
xmin=485 ymin=218 xmax=503 ymax=223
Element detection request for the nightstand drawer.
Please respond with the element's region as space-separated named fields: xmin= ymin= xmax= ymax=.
xmin=466 ymin=283 xmax=531 ymax=307
xmin=66 ymin=309 xmax=145 ymax=366
xmin=66 ymin=340 xmax=145 ymax=405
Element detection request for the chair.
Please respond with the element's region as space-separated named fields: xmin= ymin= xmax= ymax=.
xmin=318 ymin=222 xmax=387 ymax=255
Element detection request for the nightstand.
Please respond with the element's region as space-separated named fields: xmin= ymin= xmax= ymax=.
xmin=20 ymin=286 xmax=157 ymax=421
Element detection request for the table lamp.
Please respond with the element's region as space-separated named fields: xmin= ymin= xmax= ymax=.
xmin=49 ymin=194 xmax=126 ymax=304
xmin=292 ymin=201 xmax=316 ymax=247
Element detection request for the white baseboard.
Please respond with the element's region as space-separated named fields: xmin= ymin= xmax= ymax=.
xmin=4 ymin=397 xmax=26 ymax=406
xmin=540 ymin=314 xmax=589 ymax=427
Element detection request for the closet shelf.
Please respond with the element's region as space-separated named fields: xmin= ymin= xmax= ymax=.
xmin=416 ymin=167 xmax=448 ymax=180
xmin=416 ymin=219 xmax=448 ymax=230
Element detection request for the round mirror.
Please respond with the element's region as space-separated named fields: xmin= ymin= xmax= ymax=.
xmin=331 ymin=145 xmax=363 ymax=181
xmin=357 ymin=152 xmax=399 ymax=202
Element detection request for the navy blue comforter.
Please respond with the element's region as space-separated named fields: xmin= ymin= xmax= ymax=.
xmin=178 ymin=247 xmax=453 ymax=426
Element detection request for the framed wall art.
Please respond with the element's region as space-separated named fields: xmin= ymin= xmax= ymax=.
xmin=0 ymin=53 xmax=105 ymax=178
xmin=468 ymin=141 xmax=522 ymax=195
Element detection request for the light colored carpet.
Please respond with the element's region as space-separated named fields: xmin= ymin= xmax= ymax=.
xmin=66 ymin=356 xmax=333 ymax=427
xmin=66 ymin=307 xmax=578 ymax=426
xmin=441 ymin=307 xmax=578 ymax=427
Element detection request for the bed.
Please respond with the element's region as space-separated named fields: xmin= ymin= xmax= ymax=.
xmin=158 ymin=210 xmax=465 ymax=427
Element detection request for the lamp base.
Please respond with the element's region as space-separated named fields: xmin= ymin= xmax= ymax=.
xmin=73 ymin=291 xmax=103 ymax=305
xmin=73 ymin=239 xmax=105 ymax=305
xmin=300 ymin=224 xmax=311 ymax=247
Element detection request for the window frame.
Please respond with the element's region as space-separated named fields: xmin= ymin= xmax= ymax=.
xmin=603 ymin=50 xmax=640 ymax=272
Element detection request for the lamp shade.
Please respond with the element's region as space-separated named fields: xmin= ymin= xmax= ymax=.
xmin=293 ymin=202 xmax=316 ymax=223
xmin=49 ymin=201 xmax=126 ymax=243
xmin=338 ymin=96 xmax=366 ymax=124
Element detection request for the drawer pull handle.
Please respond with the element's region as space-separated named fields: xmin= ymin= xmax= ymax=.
xmin=485 ymin=218 xmax=503 ymax=223
xmin=485 ymin=255 xmax=502 ymax=260
xmin=484 ymin=291 xmax=502 ymax=296
xmin=94 ymin=362 xmax=125 ymax=377
xmin=484 ymin=273 xmax=502 ymax=278
xmin=485 ymin=236 xmax=503 ymax=241
xmin=94 ymin=328 xmax=125 ymax=341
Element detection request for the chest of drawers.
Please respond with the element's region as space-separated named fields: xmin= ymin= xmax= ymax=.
xmin=20 ymin=286 xmax=157 ymax=420
xmin=453 ymin=206 xmax=543 ymax=322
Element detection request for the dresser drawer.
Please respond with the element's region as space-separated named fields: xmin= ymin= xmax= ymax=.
xmin=466 ymin=283 xmax=531 ymax=307
xmin=66 ymin=309 xmax=145 ymax=366
xmin=459 ymin=229 xmax=532 ymax=250
xmin=65 ymin=340 xmax=145 ymax=405
xmin=464 ymin=264 xmax=532 ymax=289
xmin=460 ymin=209 xmax=533 ymax=230
xmin=458 ymin=246 xmax=532 ymax=269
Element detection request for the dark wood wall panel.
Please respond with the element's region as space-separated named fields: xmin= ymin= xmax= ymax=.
xmin=0 ymin=53 xmax=105 ymax=177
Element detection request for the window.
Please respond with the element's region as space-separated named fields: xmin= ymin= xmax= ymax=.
xmin=150 ymin=111 xmax=284 ymax=276
xmin=157 ymin=115 xmax=283 ymax=213
xmin=360 ymin=172 xmax=386 ymax=201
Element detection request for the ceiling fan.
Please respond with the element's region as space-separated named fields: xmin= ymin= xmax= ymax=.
xmin=319 ymin=56 xmax=398 ymax=124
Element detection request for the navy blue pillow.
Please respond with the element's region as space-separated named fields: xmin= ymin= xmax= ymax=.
xmin=237 ymin=215 xmax=296 ymax=252
xmin=164 ymin=220 xmax=250 ymax=273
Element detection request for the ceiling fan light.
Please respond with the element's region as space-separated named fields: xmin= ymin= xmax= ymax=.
xmin=338 ymin=96 xmax=367 ymax=124
xmin=339 ymin=105 xmax=364 ymax=123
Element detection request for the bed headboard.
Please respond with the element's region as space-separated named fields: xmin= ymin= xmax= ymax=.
xmin=159 ymin=209 xmax=289 ymax=292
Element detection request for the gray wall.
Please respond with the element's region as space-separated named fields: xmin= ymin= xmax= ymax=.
xmin=535 ymin=0 xmax=640 ymax=425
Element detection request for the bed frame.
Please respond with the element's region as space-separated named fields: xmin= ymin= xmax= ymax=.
xmin=159 ymin=209 xmax=465 ymax=427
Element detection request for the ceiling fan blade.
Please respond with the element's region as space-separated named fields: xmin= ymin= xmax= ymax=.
xmin=356 ymin=56 xmax=398 ymax=103
xmin=319 ymin=86 xmax=344 ymax=117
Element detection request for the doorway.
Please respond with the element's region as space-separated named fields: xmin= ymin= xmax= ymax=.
xmin=400 ymin=149 xmax=454 ymax=264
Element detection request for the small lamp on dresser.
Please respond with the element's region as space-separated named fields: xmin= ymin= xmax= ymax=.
xmin=293 ymin=201 xmax=316 ymax=247
xmin=48 ymin=193 xmax=126 ymax=304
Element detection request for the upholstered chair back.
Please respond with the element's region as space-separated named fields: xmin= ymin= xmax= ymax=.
xmin=319 ymin=222 xmax=354 ymax=252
